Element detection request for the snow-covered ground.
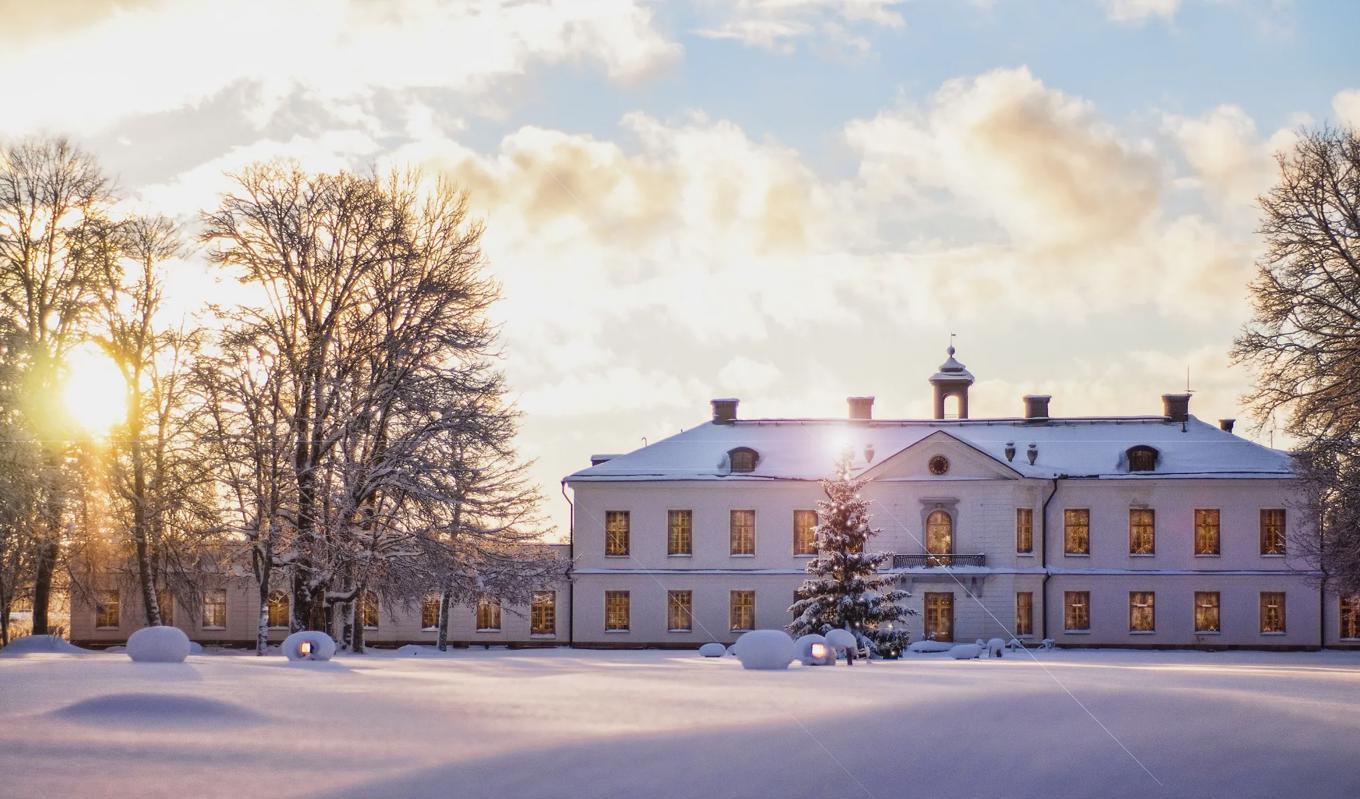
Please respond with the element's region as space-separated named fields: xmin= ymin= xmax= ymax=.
xmin=2 ymin=645 xmax=1359 ymax=798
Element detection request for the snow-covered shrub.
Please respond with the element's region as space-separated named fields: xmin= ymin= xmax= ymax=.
xmin=699 ymin=642 xmax=726 ymax=658
xmin=1040 ymin=639 xmax=1055 ymax=650
xmin=732 ymin=630 xmax=795 ymax=670
xmin=1006 ymin=638 xmax=1024 ymax=650
xmin=824 ymin=628 xmax=858 ymax=655
xmin=986 ymin=638 xmax=1005 ymax=658
xmin=282 ymin=631 xmax=336 ymax=662
xmin=0 ymin=635 xmax=89 ymax=657
xmin=188 ymin=642 xmax=204 ymax=654
xmin=794 ymin=634 xmax=834 ymax=666
xmin=907 ymin=640 xmax=953 ymax=654
xmin=127 ymin=626 xmax=191 ymax=663
xmin=949 ymin=643 xmax=982 ymax=659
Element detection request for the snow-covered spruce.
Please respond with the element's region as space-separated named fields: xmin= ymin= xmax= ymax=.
xmin=127 ymin=626 xmax=192 ymax=663
xmin=794 ymin=634 xmax=834 ymax=666
xmin=787 ymin=453 xmax=913 ymax=656
xmin=732 ymin=630 xmax=796 ymax=670
xmin=282 ymin=631 xmax=336 ymax=662
xmin=699 ymin=642 xmax=726 ymax=658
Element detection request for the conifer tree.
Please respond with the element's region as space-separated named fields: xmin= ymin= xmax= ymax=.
xmin=788 ymin=452 xmax=913 ymax=654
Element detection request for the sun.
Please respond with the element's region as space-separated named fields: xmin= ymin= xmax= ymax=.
xmin=62 ymin=343 xmax=127 ymax=435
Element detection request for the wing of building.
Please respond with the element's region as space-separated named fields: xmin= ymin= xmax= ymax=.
xmin=564 ymin=347 xmax=1360 ymax=649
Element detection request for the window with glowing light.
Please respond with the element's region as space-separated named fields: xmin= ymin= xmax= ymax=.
xmin=1128 ymin=509 xmax=1155 ymax=556
xmin=202 ymin=589 xmax=227 ymax=629
xmin=531 ymin=592 xmax=556 ymax=636
xmin=421 ymin=594 xmax=441 ymax=630
xmin=1194 ymin=509 xmax=1221 ymax=556
xmin=266 ymin=590 xmax=289 ymax=628
xmin=925 ymin=510 xmax=953 ymax=565
xmin=605 ymin=591 xmax=630 ymax=632
xmin=1064 ymin=591 xmax=1090 ymax=632
xmin=729 ymin=590 xmax=755 ymax=632
xmin=1260 ymin=592 xmax=1286 ymax=634
xmin=1340 ymin=596 xmax=1360 ymax=640
xmin=475 ymin=598 xmax=501 ymax=631
xmin=730 ymin=510 xmax=755 ymax=556
xmin=667 ymin=590 xmax=693 ymax=632
xmin=1016 ymin=508 xmax=1033 ymax=554
xmin=605 ymin=511 xmax=630 ymax=557
xmin=360 ymin=591 xmax=380 ymax=630
xmin=1064 ymin=509 xmax=1090 ymax=555
xmin=667 ymin=510 xmax=692 ymax=556
xmin=1015 ymin=592 xmax=1033 ymax=636
xmin=1129 ymin=591 xmax=1155 ymax=633
xmin=793 ymin=509 xmax=817 ymax=556
xmin=1195 ymin=592 xmax=1220 ymax=633
xmin=1260 ymin=509 xmax=1286 ymax=556
xmin=95 ymin=589 xmax=120 ymax=629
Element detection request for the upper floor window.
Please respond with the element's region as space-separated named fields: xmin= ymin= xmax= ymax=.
xmin=95 ymin=589 xmax=120 ymax=629
xmin=1340 ymin=596 xmax=1360 ymax=641
xmin=1064 ymin=509 xmax=1090 ymax=555
xmin=1194 ymin=509 xmax=1221 ymax=556
xmin=926 ymin=510 xmax=953 ymax=565
xmin=605 ymin=590 xmax=630 ymax=632
xmin=730 ymin=590 xmax=755 ymax=632
xmin=1128 ymin=508 xmax=1155 ymax=555
xmin=531 ymin=592 xmax=556 ymax=636
xmin=476 ymin=598 xmax=501 ymax=631
xmin=360 ymin=591 xmax=380 ymax=630
xmin=605 ymin=510 xmax=630 ymax=557
xmin=730 ymin=509 xmax=756 ymax=555
xmin=1127 ymin=445 xmax=1159 ymax=472
xmin=1260 ymin=509 xmax=1286 ymax=556
xmin=1260 ymin=591 xmax=1286 ymax=634
xmin=1016 ymin=508 xmax=1033 ymax=554
xmin=1129 ymin=591 xmax=1155 ymax=632
xmin=421 ymin=594 xmax=441 ymax=630
xmin=267 ymin=590 xmax=290 ymax=629
xmin=203 ymin=589 xmax=227 ymax=629
xmin=793 ymin=509 xmax=818 ymax=556
xmin=668 ymin=510 xmax=692 ymax=556
xmin=728 ymin=447 xmax=759 ymax=473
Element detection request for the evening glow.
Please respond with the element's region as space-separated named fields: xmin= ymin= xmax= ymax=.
xmin=61 ymin=343 xmax=126 ymax=435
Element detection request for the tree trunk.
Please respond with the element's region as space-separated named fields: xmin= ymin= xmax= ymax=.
xmin=436 ymin=582 xmax=453 ymax=652
xmin=254 ymin=555 xmax=272 ymax=656
xmin=30 ymin=539 xmax=57 ymax=636
xmin=130 ymin=383 xmax=160 ymax=628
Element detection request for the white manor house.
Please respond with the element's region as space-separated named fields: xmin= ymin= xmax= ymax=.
xmin=69 ymin=348 xmax=1360 ymax=650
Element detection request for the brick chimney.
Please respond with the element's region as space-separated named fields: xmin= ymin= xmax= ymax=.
xmin=711 ymin=398 xmax=739 ymax=424
xmin=1023 ymin=394 xmax=1051 ymax=422
xmin=847 ymin=396 xmax=874 ymax=421
xmin=1162 ymin=393 xmax=1191 ymax=423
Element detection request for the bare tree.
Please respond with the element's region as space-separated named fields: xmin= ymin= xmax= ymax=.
xmin=0 ymin=137 xmax=111 ymax=634
xmin=1233 ymin=125 xmax=1360 ymax=596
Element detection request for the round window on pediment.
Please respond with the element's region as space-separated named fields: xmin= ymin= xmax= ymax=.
xmin=928 ymin=455 xmax=950 ymax=475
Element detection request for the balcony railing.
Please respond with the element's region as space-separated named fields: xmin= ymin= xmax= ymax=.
xmin=892 ymin=553 xmax=986 ymax=569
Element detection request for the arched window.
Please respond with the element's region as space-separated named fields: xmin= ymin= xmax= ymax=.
xmin=926 ymin=510 xmax=953 ymax=566
xmin=1127 ymin=445 xmax=1159 ymax=472
xmin=728 ymin=447 xmax=759 ymax=473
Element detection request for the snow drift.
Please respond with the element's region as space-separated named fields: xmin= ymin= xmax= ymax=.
xmin=0 ymin=635 xmax=90 ymax=657
xmin=732 ymin=630 xmax=795 ymax=670
xmin=698 ymin=643 xmax=726 ymax=658
xmin=52 ymin=693 xmax=262 ymax=728
xmin=127 ymin=626 xmax=191 ymax=663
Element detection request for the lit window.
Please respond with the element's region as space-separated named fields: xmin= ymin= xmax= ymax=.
xmin=531 ymin=592 xmax=556 ymax=636
xmin=1016 ymin=508 xmax=1033 ymax=554
xmin=1260 ymin=509 xmax=1286 ymax=556
xmin=266 ymin=590 xmax=289 ymax=628
xmin=1194 ymin=509 xmax=1220 ymax=556
xmin=360 ymin=591 xmax=380 ymax=630
xmin=1064 ymin=591 xmax=1090 ymax=632
xmin=421 ymin=594 xmax=441 ymax=630
xmin=728 ymin=447 xmax=759 ymax=473
xmin=667 ymin=590 xmax=693 ymax=632
xmin=1195 ymin=592 xmax=1220 ymax=633
xmin=605 ymin=591 xmax=630 ymax=632
xmin=1127 ymin=446 xmax=1158 ymax=472
xmin=668 ymin=510 xmax=692 ymax=556
xmin=95 ymin=590 xmax=120 ymax=629
xmin=157 ymin=590 xmax=174 ymax=626
xmin=1015 ymin=592 xmax=1033 ymax=636
xmin=1129 ymin=509 xmax=1155 ymax=555
xmin=605 ymin=511 xmax=630 ymax=557
xmin=730 ymin=510 xmax=756 ymax=556
xmin=1064 ymin=509 xmax=1090 ymax=555
xmin=475 ymin=598 xmax=501 ymax=631
xmin=1340 ymin=596 xmax=1360 ymax=640
xmin=1129 ymin=591 xmax=1155 ymax=632
xmin=793 ymin=509 xmax=818 ymax=556
xmin=1260 ymin=592 xmax=1286 ymax=634
xmin=202 ymin=589 xmax=227 ymax=629
xmin=730 ymin=590 xmax=755 ymax=632
xmin=926 ymin=510 xmax=953 ymax=566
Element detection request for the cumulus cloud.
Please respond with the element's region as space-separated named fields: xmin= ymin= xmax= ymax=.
xmin=1103 ymin=0 xmax=1181 ymax=24
xmin=0 ymin=0 xmax=680 ymax=136
xmin=694 ymin=0 xmax=904 ymax=54
xmin=1334 ymin=89 xmax=1360 ymax=129
xmin=1163 ymin=104 xmax=1297 ymax=209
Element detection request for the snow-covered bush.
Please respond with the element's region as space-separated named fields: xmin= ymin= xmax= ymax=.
xmin=1006 ymin=638 xmax=1024 ymax=650
xmin=794 ymin=634 xmax=834 ymax=666
xmin=282 ymin=631 xmax=336 ymax=662
xmin=127 ymin=626 xmax=191 ymax=663
xmin=699 ymin=642 xmax=726 ymax=658
xmin=0 ymin=635 xmax=89 ymax=657
xmin=907 ymin=640 xmax=953 ymax=654
xmin=986 ymin=638 xmax=1005 ymax=658
xmin=732 ymin=630 xmax=795 ymax=670
xmin=824 ymin=628 xmax=857 ymax=655
xmin=949 ymin=643 xmax=982 ymax=659
xmin=188 ymin=642 xmax=204 ymax=654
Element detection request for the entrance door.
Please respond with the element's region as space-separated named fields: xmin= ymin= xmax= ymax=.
xmin=924 ymin=592 xmax=954 ymax=642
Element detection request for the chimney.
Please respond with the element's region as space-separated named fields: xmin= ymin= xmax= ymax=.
xmin=847 ymin=396 xmax=874 ymax=421
xmin=1162 ymin=393 xmax=1191 ymax=424
xmin=711 ymin=398 xmax=739 ymax=424
xmin=1023 ymin=394 xmax=1051 ymax=422
xmin=1219 ymin=418 xmax=1236 ymax=434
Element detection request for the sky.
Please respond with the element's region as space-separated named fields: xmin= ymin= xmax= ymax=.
xmin=4 ymin=0 xmax=1358 ymax=537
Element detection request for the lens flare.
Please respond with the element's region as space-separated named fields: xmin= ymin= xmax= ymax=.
xmin=62 ymin=343 xmax=126 ymax=435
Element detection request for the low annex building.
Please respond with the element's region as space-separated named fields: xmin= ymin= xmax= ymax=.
xmin=564 ymin=347 xmax=1360 ymax=650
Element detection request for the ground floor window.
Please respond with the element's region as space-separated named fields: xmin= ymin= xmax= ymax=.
xmin=267 ymin=590 xmax=289 ymax=628
xmin=667 ymin=590 xmax=693 ymax=632
xmin=924 ymin=592 xmax=954 ymax=642
xmin=1260 ymin=592 xmax=1286 ymax=634
xmin=95 ymin=589 xmax=120 ymax=629
xmin=1195 ymin=592 xmax=1220 ymax=633
xmin=1129 ymin=591 xmax=1155 ymax=633
xmin=422 ymin=594 xmax=441 ymax=630
xmin=531 ymin=591 xmax=556 ymax=636
xmin=360 ymin=591 xmax=380 ymax=630
xmin=157 ymin=590 xmax=174 ymax=626
xmin=202 ymin=589 xmax=227 ymax=629
xmin=1342 ymin=596 xmax=1360 ymax=640
xmin=1064 ymin=591 xmax=1090 ymax=632
xmin=605 ymin=591 xmax=630 ymax=632
xmin=1015 ymin=592 xmax=1033 ymax=636
xmin=730 ymin=590 xmax=755 ymax=632
xmin=476 ymin=598 xmax=501 ymax=631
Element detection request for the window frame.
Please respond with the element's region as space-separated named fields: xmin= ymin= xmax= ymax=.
xmin=1194 ymin=591 xmax=1221 ymax=634
xmin=1128 ymin=508 xmax=1156 ymax=556
xmin=1128 ymin=591 xmax=1156 ymax=633
xmin=667 ymin=509 xmax=693 ymax=557
xmin=728 ymin=447 xmax=759 ymax=473
xmin=1015 ymin=591 xmax=1034 ymax=637
xmin=202 ymin=588 xmax=228 ymax=630
xmin=95 ymin=589 xmax=120 ymax=630
xmin=1260 ymin=509 xmax=1286 ymax=556
xmin=1127 ymin=445 xmax=1159 ymax=472
xmin=604 ymin=590 xmax=630 ymax=633
xmin=667 ymin=590 xmax=693 ymax=632
xmin=729 ymin=590 xmax=755 ymax=632
xmin=1064 ymin=590 xmax=1091 ymax=633
xmin=1194 ymin=509 xmax=1221 ymax=557
xmin=793 ymin=509 xmax=818 ymax=557
xmin=1016 ymin=508 xmax=1034 ymax=555
xmin=266 ymin=590 xmax=290 ymax=629
xmin=1259 ymin=591 xmax=1286 ymax=635
xmin=605 ymin=510 xmax=630 ymax=557
xmin=359 ymin=591 xmax=380 ymax=630
xmin=729 ymin=509 xmax=756 ymax=556
xmin=1064 ymin=509 xmax=1091 ymax=556
xmin=531 ymin=591 xmax=556 ymax=637
xmin=1340 ymin=596 xmax=1360 ymax=641
xmin=421 ymin=593 xmax=442 ymax=631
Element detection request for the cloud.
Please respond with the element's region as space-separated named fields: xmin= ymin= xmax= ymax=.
xmin=1163 ymin=104 xmax=1297 ymax=210
xmin=694 ymin=0 xmax=904 ymax=54
xmin=0 ymin=0 xmax=680 ymax=136
xmin=1102 ymin=0 xmax=1181 ymax=24
xmin=1334 ymin=89 xmax=1360 ymax=129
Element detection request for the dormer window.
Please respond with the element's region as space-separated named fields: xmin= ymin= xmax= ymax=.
xmin=1127 ymin=445 xmax=1159 ymax=472
xmin=728 ymin=447 xmax=759 ymax=473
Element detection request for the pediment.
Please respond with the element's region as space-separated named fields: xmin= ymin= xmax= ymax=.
xmin=860 ymin=430 xmax=1020 ymax=481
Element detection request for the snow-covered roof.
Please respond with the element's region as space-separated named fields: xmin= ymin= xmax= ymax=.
xmin=564 ymin=416 xmax=1295 ymax=483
